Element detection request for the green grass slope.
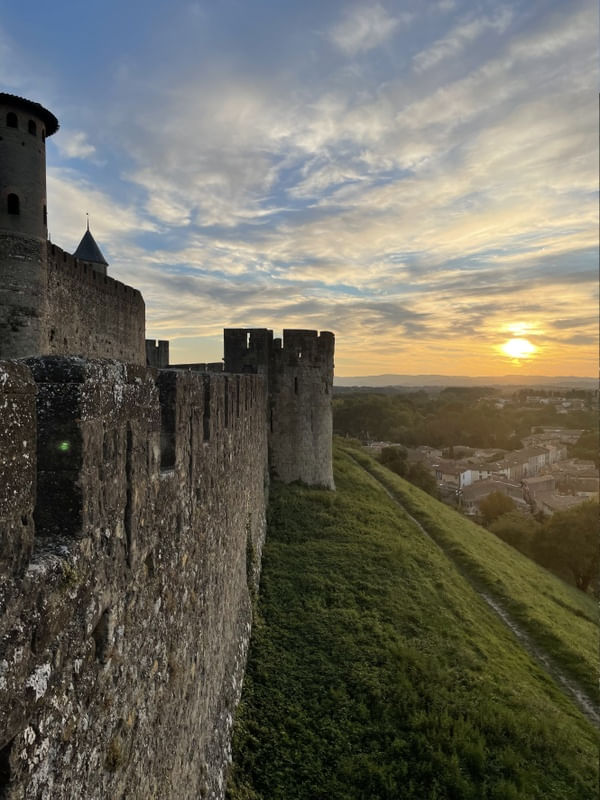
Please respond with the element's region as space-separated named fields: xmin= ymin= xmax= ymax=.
xmin=342 ymin=441 xmax=598 ymax=701
xmin=227 ymin=444 xmax=598 ymax=800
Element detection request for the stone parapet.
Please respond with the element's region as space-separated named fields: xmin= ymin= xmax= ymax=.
xmin=0 ymin=357 xmax=267 ymax=799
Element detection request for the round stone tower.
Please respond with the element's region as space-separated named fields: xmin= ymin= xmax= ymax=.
xmin=0 ymin=93 xmax=58 ymax=240
xmin=0 ymin=93 xmax=59 ymax=358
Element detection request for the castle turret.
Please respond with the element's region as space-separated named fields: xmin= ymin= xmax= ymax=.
xmin=0 ymin=93 xmax=58 ymax=240
xmin=224 ymin=328 xmax=335 ymax=489
xmin=0 ymin=93 xmax=58 ymax=358
xmin=74 ymin=221 xmax=108 ymax=276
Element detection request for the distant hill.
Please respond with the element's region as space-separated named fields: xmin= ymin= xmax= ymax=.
xmin=334 ymin=374 xmax=597 ymax=389
xmin=228 ymin=441 xmax=598 ymax=799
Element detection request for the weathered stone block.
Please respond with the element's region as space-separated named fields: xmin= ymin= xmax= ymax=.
xmin=0 ymin=358 xmax=268 ymax=799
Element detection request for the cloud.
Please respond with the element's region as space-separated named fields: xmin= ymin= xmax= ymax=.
xmin=329 ymin=4 xmax=408 ymax=55
xmin=46 ymin=167 xmax=158 ymax=254
xmin=551 ymin=317 xmax=598 ymax=331
xmin=55 ymin=131 xmax=96 ymax=160
xmin=413 ymin=7 xmax=513 ymax=72
xmin=116 ymin=80 xmax=289 ymax=229
xmin=26 ymin=0 xmax=597 ymax=376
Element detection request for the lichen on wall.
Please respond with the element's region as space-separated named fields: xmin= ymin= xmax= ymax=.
xmin=0 ymin=357 xmax=267 ymax=799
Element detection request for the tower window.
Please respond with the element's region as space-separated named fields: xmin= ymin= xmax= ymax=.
xmin=7 ymin=194 xmax=20 ymax=215
xmin=28 ymin=120 xmax=37 ymax=136
xmin=6 ymin=112 xmax=17 ymax=128
xmin=43 ymin=205 xmax=47 ymax=226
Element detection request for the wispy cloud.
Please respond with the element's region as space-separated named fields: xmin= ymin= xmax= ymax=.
xmin=55 ymin=131 xmax=96 ymax=160
xmin=413 ymin=7 xmax=513 ymax=72
xmin=436 ymin=0 xmax=457 ymax=12
xmin=329 ymin=3 xmax=409 ymax=55
xmin=47 ymin=167 xmax=158 ymax=252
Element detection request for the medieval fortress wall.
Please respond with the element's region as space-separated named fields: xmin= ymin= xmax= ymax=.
xmin=1 ymin=358 xmax=268 ymax=799
xmin=0 ymin=231 xmax=145 ymax=364
xmin=0 ymin=93 xmax=334 ymax=798
xmin=44 ymin=242 xmax=145 ymax=364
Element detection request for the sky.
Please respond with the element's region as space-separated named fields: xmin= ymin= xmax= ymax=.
xmin=1 ymin=0 xmax=597 ymax=377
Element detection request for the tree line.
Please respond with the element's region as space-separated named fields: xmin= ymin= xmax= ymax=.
xmin=379 ymin=446 xmax=438 ymax=496
xmin=334 ymin=390 xmax=596 ymax=455
xmin=334 ymin=391 xmax=517 ymax=448
xmin=481 ymin=493 xmax=598 ymax=594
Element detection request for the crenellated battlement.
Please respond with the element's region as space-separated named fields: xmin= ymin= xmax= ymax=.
xmin=224 ymin=328 xmax=335 ymax=488
xmin=277 ymin=329 xmax=335 ymax=363
xmin=224 ymin=327 xmax=334 ymax=366
xmin=44 ymin=242 xmax=146 ymax=362
xmin=47 ymin=242 xmax=142 ymax=301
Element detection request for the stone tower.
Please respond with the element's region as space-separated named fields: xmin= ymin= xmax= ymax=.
xmin=224 ymin=328 xmax=335 ymax=489
xmin=0 ymin=93 xmax=58 ymax=358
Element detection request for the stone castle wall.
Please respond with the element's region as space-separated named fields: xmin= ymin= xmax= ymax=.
xmin=0 ymin=236 xmax=146 ymax=363
xmin=45 ymin=242 xmax=145 ymax=364
xmin=0 ymin=357 xmax=268 ymax=799
xmin=0 ymin=95 xmax=49 ymax=241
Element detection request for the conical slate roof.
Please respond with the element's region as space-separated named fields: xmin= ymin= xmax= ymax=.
xmin=74 ymin=228 xmax=108 ymax=266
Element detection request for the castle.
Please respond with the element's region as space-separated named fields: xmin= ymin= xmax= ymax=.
xmin=0 ymin=93 xmax=334 ymax=798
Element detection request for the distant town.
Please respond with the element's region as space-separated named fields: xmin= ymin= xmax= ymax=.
xmin=334 ymin=386 xmax=598 ymax=519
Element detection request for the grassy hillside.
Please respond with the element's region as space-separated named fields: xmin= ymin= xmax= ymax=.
xmin=342 ymin=441 xmax=598 ymax=701
xmin=227 ymin=444 xmax=598 ymax=800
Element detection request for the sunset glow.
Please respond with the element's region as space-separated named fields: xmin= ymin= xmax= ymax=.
xmin=1 ymin=1 xmax=596 ymax=378
xmin=500 ymin=338 xmax=537 ymax=361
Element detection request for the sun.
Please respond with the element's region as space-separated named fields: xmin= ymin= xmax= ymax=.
xmin=501 ymin=338 xmax=537 ymax=360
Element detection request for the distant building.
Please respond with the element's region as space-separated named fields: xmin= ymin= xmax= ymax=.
xmin=535 ymin=493 xmax=588 ymax=516
xmin=522 ymin=475 xmax=556 ymax=509
xmin=569 ymin=477 xmax=599 ymax=499
xmin=461 ymin=479 xmax=526 ymax=516
xmin=493 ymin=446 xmax=550 ymax=481
xmin=433 ymin=460 xmax=485 ymax=489
xmin=550 ymin=459 xmax=599 ymax=498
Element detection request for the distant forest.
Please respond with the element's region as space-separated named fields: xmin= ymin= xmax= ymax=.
xmin=333 ymin=387 xmax=597 ymax=454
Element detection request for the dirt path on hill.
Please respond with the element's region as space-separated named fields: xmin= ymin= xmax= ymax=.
xmin=349 ymin=455 xmax=600 ymax=729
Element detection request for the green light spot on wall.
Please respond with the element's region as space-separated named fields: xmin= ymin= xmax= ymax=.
xmin=58 ymin=441 xmax=71 ymax=453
